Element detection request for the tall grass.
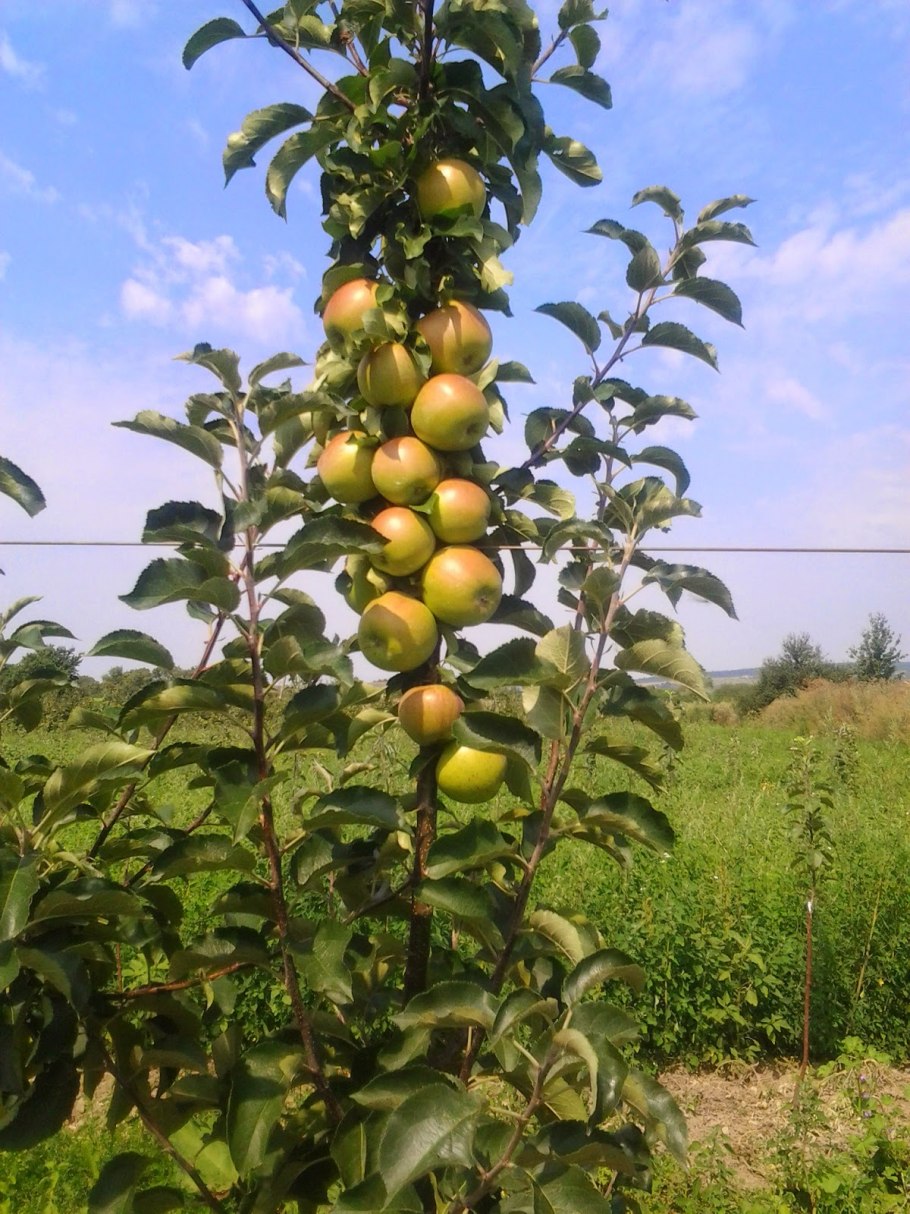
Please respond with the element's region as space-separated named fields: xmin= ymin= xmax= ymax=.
xmin=759 ymin=678 xmax=910 ymax=742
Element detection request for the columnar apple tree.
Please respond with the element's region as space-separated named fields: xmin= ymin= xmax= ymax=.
xmin=0 ymin=1 xmax=754 ymax=1210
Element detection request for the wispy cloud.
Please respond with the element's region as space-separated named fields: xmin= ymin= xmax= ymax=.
xmin=119 ymin=232 xmax=307 ymax=345
xmin=0 ymin=30 xmax=43 ymax=86
xmin=0 ymin=150 xmax=58 ymax=202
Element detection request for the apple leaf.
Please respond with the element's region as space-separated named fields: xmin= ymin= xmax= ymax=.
xmin=0 ymin=456 xmax=45 ymax=517
xmin=535 ymin=302 xmax=601 ymax=354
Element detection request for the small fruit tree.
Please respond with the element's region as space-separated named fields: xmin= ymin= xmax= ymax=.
xmin=0 ymin=2 xmax=754 ymax=1210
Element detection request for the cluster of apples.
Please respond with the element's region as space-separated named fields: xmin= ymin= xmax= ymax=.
xmin=315 ymin=159 xmax=508 ymax=804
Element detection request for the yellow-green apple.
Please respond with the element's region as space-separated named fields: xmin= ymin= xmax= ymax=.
xmin=357 ymin=342 xmax=424 ymax=408
xmin=415 ymin=300 xmax=492 ymax=375
xmin=370 ymin=506 xmax=436 ymax=576
xmin=420 ymin=545 xmax=502 ymax=626
xmin=398 ymin=683 xmax=464 ymax=745
xmin=416 ymin=159 xmax=486 ymax=221
xmin=371 ymin=436 xmax=442 ymax=506
xmin=410 ymin=374 xmax=490 ymax=452
xmin=316 ymin=431 xmax=376 ymax=504
xmin=342 ymin=554 xmax=391 ymax=614
xmin=322 ymin=278 xmax=379 ymax=347
xmin=427 ymin=478 xmax=492 ymax=543
xmin=358 ymin=591 xmax=438 ymax=672
xmin=435 ymin=742 xmax=507 ymax=803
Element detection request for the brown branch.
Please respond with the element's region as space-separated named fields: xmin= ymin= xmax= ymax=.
xmin=114 ymin=960 xmax=252 ymax=1000
xmin=238 ymin=0 xmax=357 ymax=110
xmin=404 ymin=755 xmax=440 ymax=999
xmin=531 ymin=29 xmax=569 ymax=76
xmin=418 ymin=0 xmax=437 ymax=101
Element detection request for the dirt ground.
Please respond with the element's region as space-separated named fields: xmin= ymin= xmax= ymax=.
xmin=661 ymin=1061 xmax=910 ymax=1189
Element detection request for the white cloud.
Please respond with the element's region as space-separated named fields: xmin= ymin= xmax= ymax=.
xmin=0 ymin=149 xmax=58 ymax=203
xmin=0 ymin=31 xmax=43 ymax=85
xmin=119 ymin=232 xmax=307 ymax=346
xmin=765 ymin=376 xmax=826 ymax=421
xmin=108 ymin=0 xmax=149 ymax=28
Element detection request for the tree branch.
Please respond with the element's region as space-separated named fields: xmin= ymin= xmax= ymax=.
xmin=238 ymin=0 xmax=357 ymax=110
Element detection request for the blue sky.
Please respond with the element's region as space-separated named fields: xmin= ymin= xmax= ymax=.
xmin=1 ymin=0 xmax=908 ymax=678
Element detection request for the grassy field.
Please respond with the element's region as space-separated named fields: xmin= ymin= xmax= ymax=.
xmin=3 ymin=687 xmax=910 ymax=1210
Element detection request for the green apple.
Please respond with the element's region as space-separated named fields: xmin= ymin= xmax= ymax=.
xmin=370 ymin=506 xmax=436 ymax=576
xmin=357 ymin=342 xmax=424 ymax=408
xmin=398 ymin=683 xmax=464 ymax=745
xmin=421 ymin=545 xmax=502 ymax=626
xmin=316 ymin=431 xmax=376 ymax=504
xmin=415 ymin=300 xmax=493 ymax=375
xmin=427 ymin=478 xmax=492 ymax=543
xmin=322 ymin=277 xmax=379 ymax=347
xmin=371 ymin=436 xmax=442 ymax=506
xmin=358 ymin=591 xmax=438 ymax=672
xmin=416 ymin=159 xmax=486 ymax=221
xmin=410 ymin=374 xmax=490 ymax=452
xmin=436 ymin=742 xmax=507 ymax=803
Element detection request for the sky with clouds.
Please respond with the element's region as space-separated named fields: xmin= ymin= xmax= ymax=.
xmin=1 ymin=0 xmax=908 ymax=678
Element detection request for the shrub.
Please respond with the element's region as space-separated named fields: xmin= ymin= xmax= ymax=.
xmin=760 ymin=678 xmax=910 ymax=742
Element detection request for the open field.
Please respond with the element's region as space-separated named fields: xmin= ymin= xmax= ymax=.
xmin=2 ymin=691 xmax=909 ymax=1210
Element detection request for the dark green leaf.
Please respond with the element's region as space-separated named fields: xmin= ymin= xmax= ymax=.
xmin=249 ymin=351 xmax=306 ymax=385
xmin=0 ymin=1059 xmax=80 ymax=1149
xmin=642 ymin=562 xmax=737 ymax=618
xmin=426 ymin=820 xmax=516 ymax=880
xmin=183 ymin=17 xmax=247 ymax=69
xmin=536 ymin=625 xmax=589 ymax=688
xmin=39 ymin=742 xmax=152 ymax=824
xmin=266 ymin=127 xmax=338 ymax=218
xmin=561 ymin=789 xmax=675 ymax=854
xmin=495 ymin=360 xmax=535 ymax=384
xmin=626 ymin=244 xmax=663 ymax=293
xmin=378 ymin=1085 xmax=481 ymax=1198
xmin=489 ymin=595 xmax=555 ymax=637
xmin=306 ymin=786 xmax=403 ymax=832
xmin=558 ymin=0 xmax=597 ymax=29
xmin=583 ymin=736 xmax=665 ymax=790
xmin=452 ymin=711 xmax=541 ymax=772
xmin=535 ymin=302 xmax=601 ymax=354
xmin=0 ymin=855 xmax=39 ymax=942
xmin=0 ymin=455 xmax=45 ymax=516
xmin=415 ymin=878 xmax=493 ymax=923
xmin=673 ymin=277 xmax=744 ymax=326
xmin=563 ymin=948 xmax=646 ymax=1006
xmin=223 ymin=102 xmax=312 ymax=184
xmin=114 ymin=411 xmax=223 ymax=468
xmin=622 ymin=1071 xmax=687 ymax=1162
xmin=549 ymin=67 xmax=612 ymax=111
xmin=295 ymin=921 xmax=352 ymax=1005
xmin=87 ymin=630 xmax=175 ymax=670
xmin=228 ymin=1042 xmax=302 ymax=1175
xmin=599 ymin=672 xmax=683 ymax=750
xmin=569 ymin=24 xmax=601 ymax=69
xmin=586 ymin=219 xmax=649 ymax=253
xmin=640 ymin=322 xmax=718 ymax=370
xmin=395 ymin=981 xmax=497 ymax=1031
xmin=150 ymin=836 xmax=257 ymax=879
xmin=119 ymin=558 xmax=239 ymax=612
xmin=614 ymin=639 xmax=708 ymax=697
xmin=142 ymin=501 xmax=224 ymax=546
xmin=630 ymin=447 xmax=690 ymax=497
xmin=679 ymin=219 xmax=756 ymax=249
xmin=462 ymin=638 xmax=548 ymax=690
xmin=88 ymin=1152 xmax=150 ymax=1214
xmin=631 ymin=186 xmax=683 ymax=222
xmin=175 ymin=343 xmax=242 ymax=394
xmin=544 ymin=134 xmax=602 ymax=187
xmin=697 ymin=194 xmax=755 ymax=223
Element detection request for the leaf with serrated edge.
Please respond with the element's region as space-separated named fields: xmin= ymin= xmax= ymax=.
xmin=641 ymin=322 xmax=718 ymax=370
xmin=87 ymin=630 xmax=174 ymax=670
xmin=377 ymin=1085 xmax=480 ymax=1198
xmin=563 ymin=948 xmax=645 ymax=1006
xmin=614 ymin=638 xmax=708 ymax=698
xmin=0 ymin=456 xmax=45 ymax=516
xmin=673 ymin=277 xmax=744 ymax=326
xmin=535 ymin=301 xmax=601 ymax=353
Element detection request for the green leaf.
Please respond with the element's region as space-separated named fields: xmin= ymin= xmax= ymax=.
xmin=266 ymin=127 xmax=338 ymax=218
xmin=570 ymin=24 xmax=601 ymax=69
xmin=530 ymin=480 xmax=575 ymax=519
xmin=296 ymin=921 xmax=352 ymax=1005
xmin=452 ymin=711 xmax=541 ymax=772
xmin=223 ymin=102 xmax=312 ymax=184
xmin=489 ymin=595 xmax=555 ymax=637
xmin=248 ymin=351 xmax=306 ymax=385
xmin=586 ymin=219 xmax=649 ymax=253
xmin=462 ymin=638 xmax=542 ymax=692
xmin=425 ymin=820 xmax=516 ymax=880
xmin=630 ymin=394 xmax=697 ymax=430
xmin=614 ymin=639 xmax=708 ymax=698
xmin=175 ymin=343 xmax=242 ymax=394
xmin=306 ymin=786 xmax=403 ymax=832
xmin=622 ymin=1071 xmax=687 ymax=1162
xmin=88 ymin=1152 xmax=150 ymax=1214
xmin=630 ymin=446 xmax=691 ymax=497
xmin=535 ymin=302 xmax=601 ymax=354
xmin=626 ymin=244 xmax=663 ymax=293
xmin=697 ymin=194 xmax=755 ymax=222
xmin=495 ymin=360 xmax=535 ymax=384
xmin=521 ymin=685 xmax=566 ymax=741
xmin=549 ymin=67 xmax=612 ymax=111
xmin=0 ymin=1059 xmax=80 ymax=1149
xmin=39 ymin=742 xmax=153 ymax=825
xmin=415 ymin=878 xmax=493 ymax=923
xmin=120 ymin=558 xmax=239 ymax=612
xmin=183 ymin=17 xmax=247 ymax=68
xmin=150 ymin=836 xmax=257 ymax=879
xmin=395 ymin=981 xmax=497 ymax=1031
xmin=526 ymin=909 xmax=590 ymax=965
xmin=561 ymin=789 xmax=675 ymax=854
xmin=352 ymin=1069 xmax=455 ymax=1113
xmin=640 ymin=322 xmax=718 ymax=370
xmin=544 ymin=134 xmax=602 ymax=187
xmin=0 ymin=854 xmax=39 ymax=942
xmin=583 ymin=736 xmax=665 ymax=791
xmin=0 ymin=455 xmax=45 ymax=516
xmin=642 ymin=561 xmax=737 ymax=618
xmin=673 ymin=276 xmax=743 ymax=326
xmin=114 ymin=411 xmax=223 ymax=468
xmin=631 ymin=185 xmax=683 ymax=222
xmin=563 ymin=948 xmax=646 ymax=1007
xmin=599 ymin=672 xmax=683 ymax=750
xmin=536 ymin=625 xmax=589 ymax=689
xmin=87 ymin=630 xmax=175 ymax=670
xmin=142 ymin=501 xmax=224 ymax=546
xmin=119 ymin=683 xmax=238 ymax=729
xmin=558 ymin=0 xmax=597 ymax=30
xmin=377 ymin=1085 xmax=481 ymax=1198
xmin=227 ymin=1042 xmax=303 ymax=1175
xmin=679 ymin=219 xmax=756 ymax=249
